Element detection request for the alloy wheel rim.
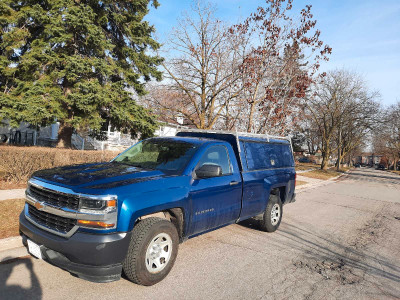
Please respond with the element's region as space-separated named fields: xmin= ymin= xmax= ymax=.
xmin=145 ymin=233 xmax=173 ymax=274
xmin=270 ymin=203 xmax=281 ymax=226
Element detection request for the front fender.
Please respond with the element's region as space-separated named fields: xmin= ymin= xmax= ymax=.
xmin=117 ymin=180 xmax=191 ymax=232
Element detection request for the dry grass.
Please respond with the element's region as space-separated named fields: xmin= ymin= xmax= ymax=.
xmin=300 ymin=169 xmax=342 ymax=180
xmin=388 ymin=170 xmax=400 ymax=175
xmin=0 ymin=145 xmax=118 ymax=188
xmin=295 ymin=163 xmax=320 ymax=171
xmin=296 ymin=180 xmax=308 ymax=186
xmin=0 ymin=199 xmax=25 ymax=239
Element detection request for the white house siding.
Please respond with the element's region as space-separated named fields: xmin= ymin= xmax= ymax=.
xmin=154 ymin=124 xmax=178 ymax=137
xmin=1 ymin=120 xmax=182 ymax=150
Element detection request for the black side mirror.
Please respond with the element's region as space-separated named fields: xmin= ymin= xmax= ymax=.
xmin=195 ymin=164 xmax=222 ymax=179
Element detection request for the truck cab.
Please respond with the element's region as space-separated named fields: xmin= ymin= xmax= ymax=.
xmin=19 ymin=130 xmax=296 ymax=285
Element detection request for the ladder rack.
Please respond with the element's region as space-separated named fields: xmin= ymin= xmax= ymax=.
xmin=176 ymin=127 xmax=291 ymax=143
xmin=176 ymin=127 xmax=294 ymax=155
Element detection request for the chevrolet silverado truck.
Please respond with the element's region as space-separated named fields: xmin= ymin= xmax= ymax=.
xmin=19 ymin=130 xmax=296 ymax=286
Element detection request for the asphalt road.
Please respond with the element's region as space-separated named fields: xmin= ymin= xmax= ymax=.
xmin=1 ymin=168 xmax=399 ymax=300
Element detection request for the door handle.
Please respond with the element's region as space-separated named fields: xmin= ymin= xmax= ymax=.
xmin=230 ymin=181 xmax=239 ymax=186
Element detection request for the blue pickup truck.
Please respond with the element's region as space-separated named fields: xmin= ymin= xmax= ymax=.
xmin=19 ymin=130 xmax=296 ymax=285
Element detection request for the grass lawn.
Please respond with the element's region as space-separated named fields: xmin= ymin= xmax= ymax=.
xmin=295 ymin=163 xmax=320 ymax=171
xmin=388 ymin=170 xmax=400 ymax=175
xmin=300 ymin=169 xmax=342 ymax=180
xmin=0 ymin=199 xmax=25 ymax=239
xmin=296 ymin=180 xmax=308 ymax=186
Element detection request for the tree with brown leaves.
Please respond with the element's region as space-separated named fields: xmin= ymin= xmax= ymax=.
xmin=230 ymin=0 xmax=331 ymax=134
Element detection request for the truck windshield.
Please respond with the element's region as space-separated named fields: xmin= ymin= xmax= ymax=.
xmin=113 ymin=139 xmax=198 ymax=173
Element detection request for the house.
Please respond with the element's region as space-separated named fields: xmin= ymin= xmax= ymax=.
xmin=0 ymin=119 xmax=185 ymax=151
xmin=355 ymin=153 xmax=383 ymax=166
xmin=0 ymin=120 xmax=58 ymax=147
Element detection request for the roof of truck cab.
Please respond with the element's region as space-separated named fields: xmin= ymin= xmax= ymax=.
xmin=175 ymin=131 xmax=290 ymax=145
xmin=238 ymin=136 xmax=290 ymax=144
xmin=149 ymin=136 xmax=223 ymax=145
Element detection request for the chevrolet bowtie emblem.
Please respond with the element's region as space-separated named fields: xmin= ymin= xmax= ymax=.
xmin=34 ymin=201 xmax=44 ymax=210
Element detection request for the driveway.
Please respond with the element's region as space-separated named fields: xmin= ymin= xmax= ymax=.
xmin=1 ymin=168 xmax=399 ymax=299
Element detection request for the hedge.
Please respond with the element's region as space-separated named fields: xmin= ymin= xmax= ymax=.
xmin=0 ymin=145 xmax=118 ymax=184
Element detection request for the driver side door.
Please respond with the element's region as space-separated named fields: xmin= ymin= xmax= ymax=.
xmin=188 ymin=145 xmax=242 ymax=236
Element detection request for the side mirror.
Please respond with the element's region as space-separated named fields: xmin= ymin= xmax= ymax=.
xmin=195 ymin=164 xmax=222 ymax=179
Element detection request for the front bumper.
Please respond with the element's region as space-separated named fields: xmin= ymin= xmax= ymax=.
xmin=19 ymin=212 xmax=132 ymax=283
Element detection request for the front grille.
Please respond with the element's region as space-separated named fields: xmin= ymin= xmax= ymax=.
xmin=29 ymin=185 xmax=79 ymax=210
xmin=28 ymin=204 xmax=77 ymax=234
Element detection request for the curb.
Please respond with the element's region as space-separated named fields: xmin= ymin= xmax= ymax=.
xmin=296 ymin=170 xmax=350 ymax=193
xmin=0 ymin=236 xmax=22 ymax=252
xmin=0 ymin=236 xmax=28 ymax=263
xmin=0 ymin=188 xmax=26 ymax=201
xmin=296 ymin=168 xmax=317 ymax=174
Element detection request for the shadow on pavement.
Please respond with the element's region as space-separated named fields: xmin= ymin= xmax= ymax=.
xmin=347 ymin=171 xmax=400 ymax=181
xmin=237 ymin=220 xmax=400 ymax=297
xmin=0 ymin=257 xmax=42 ymax=300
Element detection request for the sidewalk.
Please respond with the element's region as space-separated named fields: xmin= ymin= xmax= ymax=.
xmin=0 ymin=188 xmax=25 ymax=201
xmin=296 ymin=170 xmax=349 ymax=192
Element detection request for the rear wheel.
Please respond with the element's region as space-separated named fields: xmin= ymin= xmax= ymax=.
xmin=260 ymin=193 xmax=282 ymax=232
xmin=123 ymin=217 xmax=179 ymax=286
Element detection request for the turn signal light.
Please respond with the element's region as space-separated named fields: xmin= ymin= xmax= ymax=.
xmin=107 ymin=200 xmax=116 ymax=207
xmin=77 ymin=220 xmax=115 ymax=229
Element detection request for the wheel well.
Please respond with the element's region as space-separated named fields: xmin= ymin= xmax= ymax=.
xmin=137 ymin=208 xmax=185 ymax=242
xmin=270 ymin=187 xmax=286 ymax=204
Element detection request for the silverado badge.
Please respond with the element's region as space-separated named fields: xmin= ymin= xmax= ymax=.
xmin=34 ymin=201 xmax=44 ymax=211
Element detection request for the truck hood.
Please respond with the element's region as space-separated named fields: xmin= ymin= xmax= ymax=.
xmin=31 ymin=162 xmax=173 ymax=189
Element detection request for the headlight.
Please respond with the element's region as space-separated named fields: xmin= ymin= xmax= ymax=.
xmin=78 ymin=196 xmax=118 ymax=229
xmin=79 ymin=196 xmax=117 ymax=215
xmin=80 ymin=198 xmax=116 ymax=210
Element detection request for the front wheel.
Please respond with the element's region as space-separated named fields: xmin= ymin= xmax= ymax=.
xmin=123 ymin=217 xmax=179 ymax=286
xmin=259 ymin=194 xmax=282 ymax=232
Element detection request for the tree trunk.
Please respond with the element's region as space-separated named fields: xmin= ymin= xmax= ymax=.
xmin=247 ymin=103 xmax=255 ymax=133
xmin=57 ymin=124 xmax=73 ymax=148
xmin=336 ymin=154 xmax=343 ymax=171
xmin=321 ymin=151 xmax=330 ymax=170
xmin=336 ymin=126 xmax=342 ymax=171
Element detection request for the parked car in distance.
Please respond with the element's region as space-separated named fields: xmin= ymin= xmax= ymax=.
xmin=354 ymin=163 xmax=361 ymax=168
xmin=19 ymin=130 xmax=296 ymax=286
xmin=298 ymin=156 xmax=312 ymax=163
xmin=376 ymin=164 xmax=387 ymax=170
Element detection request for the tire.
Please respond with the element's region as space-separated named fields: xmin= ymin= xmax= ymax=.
xmin=123 ymin=217 xmax=179 ymax=286
xmin=0 ymin=134 xmax=7 ymax=144
xmin=259 ymin=193 xmax=282 ymax=232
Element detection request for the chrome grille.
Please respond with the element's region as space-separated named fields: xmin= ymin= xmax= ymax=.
xmin=29 ymin=185 xmax=79 ymax=210
xmin=28 ymin=204 xmax=77 ymax=234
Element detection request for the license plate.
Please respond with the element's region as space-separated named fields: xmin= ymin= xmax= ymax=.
xmin=27 ymin=239 xmax=42 ymax=260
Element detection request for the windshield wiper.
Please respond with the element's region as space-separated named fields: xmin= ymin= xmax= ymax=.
xmin=113 ymin=160 xmax=155 ymax=170
xmin=129 ymin=163 xmax=155 ymax=170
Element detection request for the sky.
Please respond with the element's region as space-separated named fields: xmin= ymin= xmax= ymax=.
xmin=146 ymin=0 xmax=400 ymax=107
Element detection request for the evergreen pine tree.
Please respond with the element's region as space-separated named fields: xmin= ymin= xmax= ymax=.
xmin=0 ymin=0 xmax=162 ymax=147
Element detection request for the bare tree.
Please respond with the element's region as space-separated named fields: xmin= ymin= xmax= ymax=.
xmin=305 ymin=69 xmax=380 ymax=170
xmin=230 ymin=0 xmax=331 ymax=134
xmin=374 ymin=101 xmax=400 ymax=170
xmin=145 ymin=0 xmax=331 ymax=134
xmin=158 ymin=2 xmax=243 ymax=129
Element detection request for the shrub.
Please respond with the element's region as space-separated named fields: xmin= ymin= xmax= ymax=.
xmin=0 ymin=145 xmax=118 ymax=184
